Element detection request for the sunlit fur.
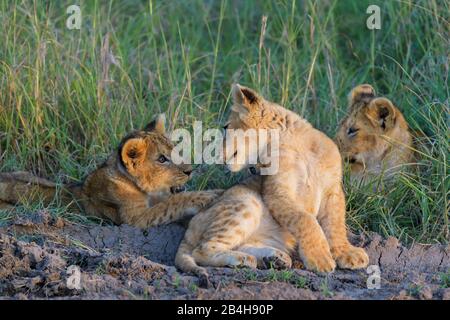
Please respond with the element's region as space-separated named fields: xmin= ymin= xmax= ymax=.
xmin=0 ymin=115 xmax=222 ymax=227
xmin=335 ymin=84 xmax=414 ymax=182
xmin=176 ymin=84 xmax=369 ymax=277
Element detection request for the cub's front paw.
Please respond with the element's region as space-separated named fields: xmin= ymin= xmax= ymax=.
xmin=196 ymin=189 xmax=224 ymax=207
xmin=335 ymin=246 xmax=369 ymax=269
xmin=236 ymin=253 xmax=258 ymax=269
xmin=302 ymin=248 xmax=336 ymax=273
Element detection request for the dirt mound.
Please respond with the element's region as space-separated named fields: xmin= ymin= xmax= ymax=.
xmin=0 ymin=210 xmax=448 ymax=300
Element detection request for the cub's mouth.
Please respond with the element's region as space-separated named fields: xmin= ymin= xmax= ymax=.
xmin=170 ymin=185 xmax=186 ymax=194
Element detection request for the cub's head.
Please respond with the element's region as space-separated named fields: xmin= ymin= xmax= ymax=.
xmin=118 ymin=114 xmax=192 ymax=194
xmin=335 ymin=84 xmax=411 ymax=176
xmin=223 ymin=84 xmax=280 ymax=174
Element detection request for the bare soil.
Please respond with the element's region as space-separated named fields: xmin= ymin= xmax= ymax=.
xmin=0 ymin=210 xmax=448 ymax=300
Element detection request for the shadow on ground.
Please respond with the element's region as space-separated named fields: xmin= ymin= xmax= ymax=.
xmin=0 ymin=210 xmax=448 ymax=300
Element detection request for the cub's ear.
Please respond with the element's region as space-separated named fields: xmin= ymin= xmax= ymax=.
xmin=364 ymin=97 xmax=397 ymax=130
xmin=231 ymin=84 xmax=261 ymax=116
xmin=120 ymin=137 xmax=147 ymax=170
xmin=348 ymin=84 xmax=375 ymax=108
xmin=143 ymin=113 xmax=166 ymax=134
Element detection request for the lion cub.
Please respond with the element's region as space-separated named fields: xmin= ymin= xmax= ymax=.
xmin=176 ymin=84 xmax=369 ymax=276
xmin=223 ymin=84 xmax=369 ymax=273
xmin=335 ymin=84 xmax=414 ymax=182
xmin=175 ymin=174 xmax=295 ymax=280
xmin=0 ymin=115 xmax=221 ymax=228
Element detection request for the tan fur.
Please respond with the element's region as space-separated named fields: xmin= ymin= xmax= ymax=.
xmin=335 ymin=84 xmax=414 ymax=182
xmin=176 ymin=85 xmax=369 ymax=277
xmin=0 ymin=115 xmax=222 ymax=228
xmin=221 ymin=84 xmax=368 ymax=273
xmin=175 ymin=175 xmax=296 ymax=282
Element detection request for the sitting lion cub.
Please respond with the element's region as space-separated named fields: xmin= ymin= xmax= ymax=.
xmin=335 ymin=84 xmax=414 ymax=182
xmin=176 ymin=84 xmax=368 ymax=277
xmin=0 ymin=115 xmax=222 ymax=228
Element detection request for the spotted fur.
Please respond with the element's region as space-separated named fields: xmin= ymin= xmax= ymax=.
xmin=175 ymin=176 xmax=295 ymax=284
xmin=221 ymin=84 xmax=368 ymax=273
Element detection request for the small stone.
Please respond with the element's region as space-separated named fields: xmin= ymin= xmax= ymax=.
xmin=441 ymin=288 xmax=450 ymax=300
xmin=395 ymin=290 xmax=413 ymax=300
xmin=385 ymin=237 xmax=400 ymax=248
xmin=55 ymin=218 xmax=65 ymax=228
xmin=418 ymin=286 xmax=433 ymax=300
xmin=47 ymin=272 xmax=61 ymax=282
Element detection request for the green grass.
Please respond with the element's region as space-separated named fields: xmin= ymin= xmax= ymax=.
xmin=0 ymin=0 xmax=448 ymax=244
xmin=439 ymin=270 xmax=450 ymax=288
xmin=242 ymin=268 xmax=310 ymax=288
xmin=319 ymin=277 xmax=334 ymax=298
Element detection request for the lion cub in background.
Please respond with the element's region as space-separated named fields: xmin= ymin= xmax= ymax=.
xmin=176 ymin=84 xmax=369 ymax=279
xmin=335 ymin=84 xmax=414 ymax=182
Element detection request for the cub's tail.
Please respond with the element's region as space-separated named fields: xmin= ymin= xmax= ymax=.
xmin=0 ymin=171 xmax=70 ymax=208
xmin=174 ymin=240 xmax=211 ymax=288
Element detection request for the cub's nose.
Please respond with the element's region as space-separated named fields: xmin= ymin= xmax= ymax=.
xmin=182 ymin=164 xmax=193 ymax=176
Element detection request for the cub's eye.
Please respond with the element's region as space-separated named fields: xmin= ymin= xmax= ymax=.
xmin=347 ymin=127 xmax=359 ymax=137
xmin=222 ymin=124 xmax=229 ymax=132
xmin=158 ymin=155 xmax=168 ymax=163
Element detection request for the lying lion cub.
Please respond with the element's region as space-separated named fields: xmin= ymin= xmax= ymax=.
xmin=176 ymin=84 xmax=368 ymax=277
xmin=176 ymin=174 xmax=296 ymax=282
xmin=335 ymin=84 xmax=414 ymax=182
xmin=0 ymin=115 xmax=222 ymax=228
